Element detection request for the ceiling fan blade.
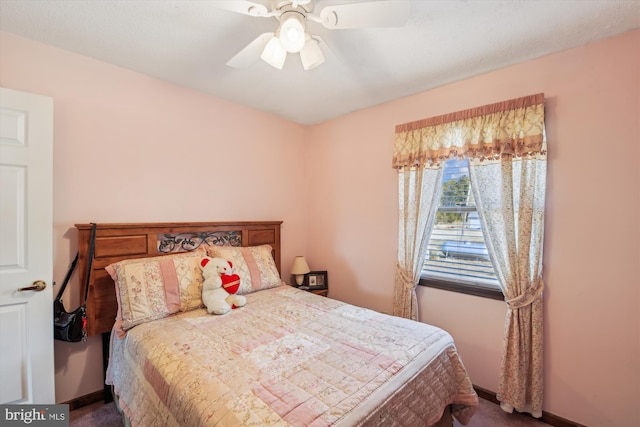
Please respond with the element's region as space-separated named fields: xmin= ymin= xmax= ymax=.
xmin=226 ymin=32 xmax=275 ymax=68
xmin=212 ymin=1 xmax=272 ymax=17
xmin=315 ymin=0 xmax=410 ymax=29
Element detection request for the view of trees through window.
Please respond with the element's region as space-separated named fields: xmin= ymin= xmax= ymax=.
xmin=423 ymin=158 xmax=499 ymax=289
xmin=437 ymin=174 xmax=470 ymax=224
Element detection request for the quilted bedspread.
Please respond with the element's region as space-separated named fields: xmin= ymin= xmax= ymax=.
xmin=107 ymin=286 xmax=478 ymax=426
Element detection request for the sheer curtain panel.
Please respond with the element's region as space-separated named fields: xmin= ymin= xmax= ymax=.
xmin=392 ymin=165 xmax=442 ymax=320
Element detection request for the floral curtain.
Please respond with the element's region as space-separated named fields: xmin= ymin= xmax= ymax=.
xmin=392 ymin=94 xmax=545 ymax=167
xmin=469 ymin=155 xmax=546 ymax=417
xmin=392 ymin=165 xmax=442 ymax=320
xmin=392 ymin=93 xmax=546 ymax=416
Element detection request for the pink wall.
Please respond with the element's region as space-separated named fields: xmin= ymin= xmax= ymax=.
xmin=308 ymin=30 xmax=639 ymax=426
xmin=0 ymin=32 xmax=309 ymax=403
xmin=2 ymin=28 xmax=638 ymax=426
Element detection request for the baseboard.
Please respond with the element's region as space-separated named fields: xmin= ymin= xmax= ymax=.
xmin=62 ymin=390 xmax=104 ymax=411
xmin=473 ymin=385 xmax=586 ymax=427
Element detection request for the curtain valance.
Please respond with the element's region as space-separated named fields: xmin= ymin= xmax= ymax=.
xmin=392 ymin=93 xmax=546 ymax=168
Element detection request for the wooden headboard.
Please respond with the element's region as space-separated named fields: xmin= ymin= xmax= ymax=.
xmin=75 ymin=221 xmax=283 ymax=336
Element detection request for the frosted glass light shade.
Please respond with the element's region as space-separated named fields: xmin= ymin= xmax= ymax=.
xmin=291 ymin=256 xmax=311 ymax=286
xmin=279 ymin=12 xmax=306 ymax=53
xmin=261 ymin=37 xmax=287 ymax=69
xmin=300 ymin=37 xmax=325 ymax=70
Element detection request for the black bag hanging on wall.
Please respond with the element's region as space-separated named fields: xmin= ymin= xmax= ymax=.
xmin=53 ymin=223 xmax=96 ymax=342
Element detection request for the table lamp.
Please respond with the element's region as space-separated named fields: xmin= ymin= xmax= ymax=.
xmin=291 ymin=256 xmax=310 ymax=287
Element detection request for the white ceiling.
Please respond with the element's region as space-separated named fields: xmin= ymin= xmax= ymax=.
xmin=1 ymin=0 xmax=638 ymax=125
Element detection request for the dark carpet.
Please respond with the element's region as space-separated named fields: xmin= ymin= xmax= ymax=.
xmin=70 ymin=397 xmax=552 ymax=426
xmin=69 ymin=401 xmax=123 ymax=427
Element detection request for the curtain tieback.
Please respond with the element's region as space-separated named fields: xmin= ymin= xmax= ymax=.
xmin=506 ymin=279 xmax=544 ymax=310
xmin=396 ymin=264 xmax=415 ymax=291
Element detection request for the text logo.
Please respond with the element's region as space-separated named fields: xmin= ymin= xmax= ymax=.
xmin=1 ymin=405 xmax=68 ymax=426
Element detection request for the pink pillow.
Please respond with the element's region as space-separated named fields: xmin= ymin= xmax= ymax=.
xmin=205 ymin=245 xmax=283 ymax=294
xmin=106 ymin=248 xmax=205 ymax=336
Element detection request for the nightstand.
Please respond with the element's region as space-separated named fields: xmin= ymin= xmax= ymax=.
xmin=308 ymin=288 xmax=328 ymax=297
xmin=296 ymin=286 xmax=329 ymax=297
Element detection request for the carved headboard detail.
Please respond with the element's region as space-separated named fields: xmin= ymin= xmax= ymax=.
xmin=75 ymin=221 xmax=283 ymax=336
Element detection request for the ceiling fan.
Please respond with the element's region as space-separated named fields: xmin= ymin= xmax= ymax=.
xmin=213 ymin=0 xmax=410 ymax=70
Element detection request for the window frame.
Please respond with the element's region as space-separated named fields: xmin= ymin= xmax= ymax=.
xmin=419 ymin=275 xmax=503 ymax=300
xmin=419 ymin=159 xmax=503 ymax=301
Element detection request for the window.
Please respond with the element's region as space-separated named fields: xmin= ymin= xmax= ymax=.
xmin=420 ymin=158 xmax=502 ymax=299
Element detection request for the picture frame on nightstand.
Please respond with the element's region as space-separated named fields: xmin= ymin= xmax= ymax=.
xmin=304 ymin=270 xmax=328 ymax=290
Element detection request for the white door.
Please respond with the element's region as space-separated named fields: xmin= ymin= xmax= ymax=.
xmin=0 ymin=87 xmax=54 ymax=404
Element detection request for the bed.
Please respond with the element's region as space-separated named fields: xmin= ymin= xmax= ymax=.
xmin=76 ymin=221 xmax=478 ymax=427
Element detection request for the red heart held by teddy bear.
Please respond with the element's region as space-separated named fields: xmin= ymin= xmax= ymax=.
xmin=221 ymin=274 xmax=241 ymax=295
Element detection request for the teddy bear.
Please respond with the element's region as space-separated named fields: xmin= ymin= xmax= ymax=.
xmin=199 ymin=256 xmax=246 ymax=315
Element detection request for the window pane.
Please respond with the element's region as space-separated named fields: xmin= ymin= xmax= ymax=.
xmin=440 ymin=158 xmax=472 ymax=207
xmin=423 ymin=158 xmax=499 ymax=289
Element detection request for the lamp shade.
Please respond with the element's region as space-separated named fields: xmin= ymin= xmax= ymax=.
xmin=279 ymin=11 xmax=306 ymax=53
xmin=291 ymin=256 xmax=311 ymax=275
xmin=261 ymin=36 xmax=287 ymax=69
xmin=300 ymin=36 xmax=325 ymax=70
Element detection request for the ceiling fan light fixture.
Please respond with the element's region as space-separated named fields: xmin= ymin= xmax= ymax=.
xmin=278 ymin=11 xmax=306 ymax=53
xmin=300 ymin=36 xmax=324 ymax=70
xmin=217 ymin=0 xmax=412 ymax=71
xmin=261 ymin=37 xmax=287 ymax=69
